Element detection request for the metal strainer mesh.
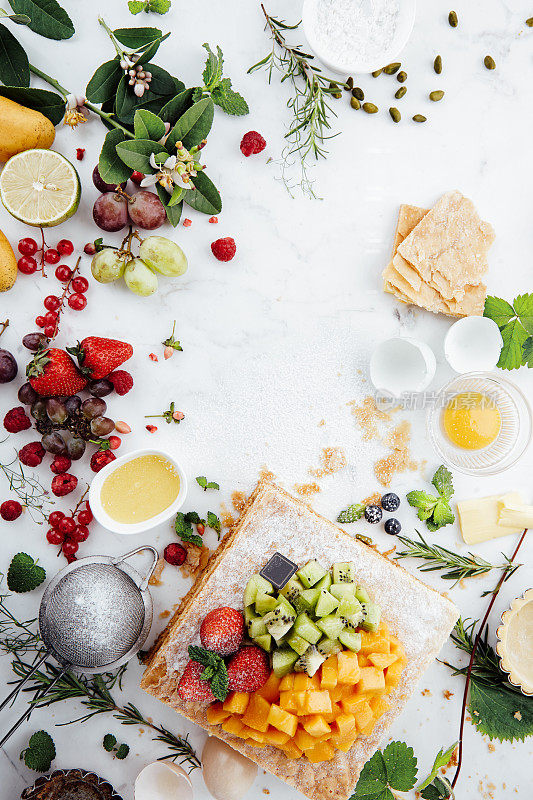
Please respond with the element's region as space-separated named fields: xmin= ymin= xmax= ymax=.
xmin=40 ymin=564 xmax=146 ymax=669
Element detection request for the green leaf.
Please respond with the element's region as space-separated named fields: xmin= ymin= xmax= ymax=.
xmin=202 ymin=42 xmax=224 ymax=89
xmin=115 ymin=743 xmax=130 ymax=759
xmin=207 ymin=511 xmax=221 ymax=532
xmin=148 ymin=0 xmax=171 ymax=11
xmin=352 ymin=750 xmax=388 ymax=797
xmin=188 ymin=644 xmax=229 ymax=701
xmin=159 ymin=88 xmax=194 ymax=124
xmin=185 ymin=170 xmax=221 ymax=215
xmin=99 ymin=129 xmax=132 ymax=184
xmin=86 ymin=59 xmax=122 ymax=105
xmin=417 ymin=743 xmax=457 ymax=791
xmin=134 ymin=108 xmax=166 ymax=140
xmin=103 ymin=733 xmax=117 ymax=752
xmin=420 ymin=777 xmax=453 ymax=800
xmin=196 ymin=476 xmax=207 ymax=489
xmin=20 ymin=731 xmax=56 ymax=772
xmin=513 ymin=292 xmax=533 ymax=334
xmin=522 ymin=336 xmax=533 ymax=367
xmin=114 ymin=64 xmax=176 ymax=125
xmin=0 ymin=85 xmax=65 ymax=124
xmin=113 ymin=25 xmax=162 ymax=49
xmin=7 ymin=552 xmax=46 ymax=593
xmin=166 ymin=97 xmax=214 ymax=150
xmin=128 ymin=0 xmax=146 ymax=12
xmin=431 ymin=465 xmax=454 ymax=500
xmin=115 ymin=137 xmax=161 ymax=172
xmin=498 ymin=318 xmax=528 ymax=370
xmin=175 ymin=511 xmax=203 ymax=546
xmin=484 ymin=295 xmax=516 ymax=329
xmin=156 ymin=183 xmax=182 ymax=226
xmin=432 ymin=500 xmax=455 ymax=529
xmin=406 ymin=490 xmax=438 ymax=512
xmin=468 ymin=677 xmax=533 ymax=741
xmin=337 ymin=503 xmax=366 ymax=524
xmin=382 ymin=741 xmax=417 ymax=791
xmin=0 ymin=22 xmax=29 ymax=86
xmin=167 ymin=185 xmax=184 ymax=207
xmin=211 ymin=81 xmax=249 ymax=116
xmin=8 ymin=0 xmax=74 ymax=39
xmin=137 ymin=31 xmax=170 ymax=64
xmin=184 ymin=511 xmax=202 ymax=524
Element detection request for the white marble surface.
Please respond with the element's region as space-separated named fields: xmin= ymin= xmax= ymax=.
xmin=1 ymin=0 xmax=533 ymax=797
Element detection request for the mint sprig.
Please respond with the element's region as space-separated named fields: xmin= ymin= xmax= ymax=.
xmin=7 ymin=553 xmax=46 ymax=593
xmin=20 ymin=731 xmax=56 ymax=772
xmin=197 ymin=43 xmax=249 ymax=116
xmin=175 ymin=510 xmax=222 ymax=547
xmin=407 ymin=466 xmax=455 ymax=533
xmin=484 ymin=293 xmax=533 ymax=369
xmin=196 ymin=476 xmax=220 ymax=491
xmin=128 ymin=0 xmax=171 ymax=13
xmin=188 ymin=644 xmax=229 ymax=701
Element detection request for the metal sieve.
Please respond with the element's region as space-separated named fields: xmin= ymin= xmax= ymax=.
xmin=0 ymin=546 xmax=158 ymax=747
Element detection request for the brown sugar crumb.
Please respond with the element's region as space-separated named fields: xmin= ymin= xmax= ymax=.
xmin=148 ymin=557 xmax=166 ymax=586
xmin=159 ymin=610 xmax=170 ymax=619
xmin=348 ymin=396 xmax=393 ymax=440
xmin=381 ymin=547 xmax=396 ymax=557
xmin=375 ymin=420 xmax=418 ymax=486
xmin=318 ymin=419 xmax=326 ymax=427
xmin=232 ymin=491 xmax=247 ymax=514
xmin=514 ymin=711 xmax=522 ymax=721
xmin=294 ymin=482 xmax=321 ymax=497
xmin=362 ymin=491 xmax=382 ymax=506
xmin=443 ymin=690 xmax=454 ymax=700
xmin=421 ymin=688 xmax=432 ymax=697
xmin=220 ymin=502 xmax=236 ymax=530
xmin=309 ymin=446 xmax=347 ymax=478
xmin=259 ymin=465 xmax=276 ymax=482
xmin=262 ymin=790 xmax=270 ymax=795
xmin=179 ymin=542 xmax=211 ymax=578
xmin=487 ymin=743 xmax=495 ymax=753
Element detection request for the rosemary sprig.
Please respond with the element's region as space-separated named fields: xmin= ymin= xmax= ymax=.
xmin=395 ymin=531 xmax=520 ymax=589
xmin=0 ymin=454 xmax=53 ymax=522
xmin=249 ymin=4 xmax=346 ymax=197
xmin=0 ymin=586 xmax=41 ymax=655
xmin=445 ymin=618 xmax=517 ymax=690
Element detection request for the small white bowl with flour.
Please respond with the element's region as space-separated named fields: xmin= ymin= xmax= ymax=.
xmin=302 ymin=0 xmax=416 ymax=75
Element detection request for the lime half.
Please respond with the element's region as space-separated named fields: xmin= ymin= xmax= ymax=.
xmin=0 ymin=149 xmax=80 ymax=227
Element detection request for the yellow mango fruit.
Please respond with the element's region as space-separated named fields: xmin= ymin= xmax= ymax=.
xmin=0 ymin=229 xmax=17 ymax=292
xmin=0 ymin=97 xmax=55 ymax=163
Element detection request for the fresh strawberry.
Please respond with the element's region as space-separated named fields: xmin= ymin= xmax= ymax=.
xmin=177 ymin=659 xmax=216 ymax=703
xmin=67 ymin=337 xmax=133 ymax=379
xmin=227 ymin=646 xmax=270 ymax=692
xmin=27 ymin=349 xmax=87 ymax=397
xmin=200 ymin=607 xmax=244 ymax=656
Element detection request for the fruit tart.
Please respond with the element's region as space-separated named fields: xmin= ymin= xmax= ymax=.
xmin=141 ymin=480 xmax=459 ymax=800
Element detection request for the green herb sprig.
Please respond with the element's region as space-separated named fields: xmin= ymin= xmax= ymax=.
xmin=103 ymin=733 xmax=130 ymax=759
xmin=175 ymin=510 xmax=221 ymax=546
xmin=337 ymin=502 xmax=366 ymax=524
xmin=7 ymin=553 xmax=46 ymax=593
xmin=195 ymin=43 xmax=249 ymax=115
xmin=196 ymin=476 xmax=219 ymax=491
xmin=188 ymin=644 xmax=229 ymax=701
xmin=128 ymin=0 xmax=171 ymax=13
xmin=0 ymin=455 xmax=52 ymax=522
xmin=484 ymin=293 xmax=533 ymax=369
xmin=20 ymin=730 xmax=56 ymax=772
xmin=406 ymin=465 xmax=455 ymax=532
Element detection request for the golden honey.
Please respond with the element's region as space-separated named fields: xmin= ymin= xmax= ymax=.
xmin=442 ymin=391 xmax=501 ymax=450
xmin=101 ymin=454 xmax=180 ymax=523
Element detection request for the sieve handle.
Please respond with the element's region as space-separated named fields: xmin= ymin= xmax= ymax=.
xmin=113 ymin=545 xmax=159 ymax=591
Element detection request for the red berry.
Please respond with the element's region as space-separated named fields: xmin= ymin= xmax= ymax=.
xmin=18 ymin=442 xmax=45 ymax=467
xmin=149 ymin=353 xmax=158 ymax=362
xmin=90 ymin=450 xmax=116 ymax=473
xmin=227 ymin=646 xmax=270 ymax=692
xmin=164 ymin=542 xmax=187 ymax=566
xmin=208 ymin=216 xmax=218 ymax=223
xmin=71 ymin=276 xmax=89 ymax=293
xmin=35 ymin=316 xmax=46 ymax=327
xmin=57 ymin=239 xmax=74 ymax=256
xmin=59 ymin=516 xmax=76 ymax=535
xmin=76 ymin=148 xmax=85 ymax=161
xmin=65 ymin=553 xmax=77 ymax=564
xmin=177 ymin=659 xmax=215 ymax=702
xmin=44 ymin=325 xmax=56 ymax=338
xmin=44 ymin=295 xmax=60 ymax=311
xmin=51 ymin=473 xmax=78 ymax=497
xmin=130 ymin=171 xmax=144 ymax=185
xmin=107 ymin=369 xmax=133 ymax=396
xmin=55 ymin=265 xmax=72 ymax=282
xmin=62 ymin=539 xmax=79 ymax=557
xmin=18 ymin=256 xmax=37 ymax=274
xmin=211 ymin=237 xmax=236 ymax=262
xmin=183 ymin=218 xmax=192 ymax=227
xmin=196 ymin=522 xmax=205 ymax=535
xmin=18 ymin=238 xmax=38 ymax=256
xmin=4 ymin=407 xmax=31 ymax=433
xmin=107 ymin=435 xmax=121 ymax=450
xmin=200 ymin=607 xmax=244 ymax=656
xmin=44 ymin=311 xmax=58 ymax=326
xmin=84 ymin=242 xmax=96 ymax=256
xmin=71 ymin=524 xmax=89 ymax=542
xmin=47 ymin=528 xmax=64 ymax=545
xmin=146 ymin=424 xmax=158 ymax=433
xmin=68 ymin=292 xmax=87 ymax=311
xmin=77 ymin=509 xmax=93 ymax=526
xmin=49 ymin=510 xmax=65 ymax=527
xmin=44 ymin=249 xmax=60 ymax=264
xmin=0 ymin=500 xmax=22 ymax=521
xmin=240 ymin=130 xmax=267 ymax=157
xmin=50 ymin=455 xmax=72 ymax=474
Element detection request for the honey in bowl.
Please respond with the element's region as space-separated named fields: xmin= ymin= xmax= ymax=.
xmin=101 ymin=454 xmax=181 ymax=524
xmin=442 ymin=391 xmax=501 ymax=450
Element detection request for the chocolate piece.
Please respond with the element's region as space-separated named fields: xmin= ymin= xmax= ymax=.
xmin=260 ymin=552 xmax=298 ymax=589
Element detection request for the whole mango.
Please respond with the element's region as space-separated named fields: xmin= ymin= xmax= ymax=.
xmin=0 ymin=97 xmax=55 ymax=163
xmin=0 ymin=229 xmax=17 ymax=292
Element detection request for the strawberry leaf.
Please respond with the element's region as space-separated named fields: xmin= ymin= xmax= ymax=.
xmin=382 ymin=741 xmax=417 ymax=791
xmin=468 ymin=678 xmax=533 ymax=741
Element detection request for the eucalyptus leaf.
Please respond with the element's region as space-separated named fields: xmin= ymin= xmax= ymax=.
xmin=0 ymin=22 xmax=30 ymax=86
xmin=134 ymin=108 xmax=166 ymax=141
xmin=85 ymin=59 xmax=122 ymax=105
xmin=7 ymin=0 xmax=74 ymax=40
xmin=115 ymin=138 xmax=162 ymax=172
xmin=166 ymin=97 xmax=214 ymax=150
xmin=156 ymin=183 xmax=182 ymax=226
xmin=184 ymin=170 xmax=221 ymax=215
xmin=159 ymin=88 xmax=194 ymax=124
xmin=99 ymin=129 xmax=133 ymax=184
xmin=113 ymin=26 xmax=162 ymax=49
xmin=0 ymin=85 xmax=65 ymax=124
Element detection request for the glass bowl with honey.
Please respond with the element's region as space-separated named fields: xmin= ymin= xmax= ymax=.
xmin=427 ymin=372 xmax=532 ymax=475
xmin=89 ymin=449 xmax=188 ymax=534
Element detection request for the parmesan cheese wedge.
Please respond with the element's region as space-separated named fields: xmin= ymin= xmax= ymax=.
xmin=498 ymin=502 xmax=533 ymax=530
xmin=457 ymin=491 xmax=524 ymax=544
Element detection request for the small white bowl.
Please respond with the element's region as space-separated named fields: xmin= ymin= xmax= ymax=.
xmin=370 ymin=336 xmax=436 ymax=396
xmin=88 ymin=448 xmax=188 ymax=535
xmin=302 ymin=0 xmax=417 ymax=75
xmin=444 ymin=316 xmax=503 ymax=373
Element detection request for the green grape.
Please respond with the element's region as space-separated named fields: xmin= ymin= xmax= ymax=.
xmin=91 ymin=248 xmax=126 ymax=283
xmin=124 ymin=257 xmax=158 ymax=296
xmin=138 ymin=236 xmax=188 ymax=277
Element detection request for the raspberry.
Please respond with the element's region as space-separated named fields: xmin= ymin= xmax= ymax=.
xmin=4 ymin=407 xmax=31 ymax=433
xmin=108 ymin=370 xmax=133 ymax=396
xmin=76 ymin=148 xmax=85 ymax=161
xmin=50 ymin=455 xmax=72 ymax=474
xmin=240 ymin=130 xmax=266 ymax=157
xmin=183 ymin=218 xmax=192 ymax=227
xmin=1 ymin=500 xmax=22 ymax=521
xmin=200 ymin=607 xmax=244 ymax=656
xmin=51 ymin=473 xmax=78 ymax=497
xmin=90 ymin=450 xmax=116 ymax=473
xmin=146 ymin=424 xmax=158 ymax=433
xmin=149 ymin=353 xmax=158 ymax=362
xmin=164 ymin=542 xmax=187 ymax=566
xmin=211 ymin=237 xmax=236 ymax=262
xmin=18 ymin=442 xmax=45 ymax=467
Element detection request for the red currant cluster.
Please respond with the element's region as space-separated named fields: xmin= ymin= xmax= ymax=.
xmin=46 ymin=498 xmax=93 ymax=563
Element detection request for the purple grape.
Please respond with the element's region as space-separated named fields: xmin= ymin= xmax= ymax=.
xmin=42 ymin=432 xmax=67 ymax=455
xmin=93 ymin=193 xmax=129 ymax=232
xmin=65 ymin=395 xmax=82 ymax=416
xmin=128 ymin=190 xmax=166 ymax=230
xmin=63 ymin=432 xmax=86 ymax=460
xmin=0 ymin=348 xmax=17 ymax=383
xmin=81 ymin=397 xmax=106 ymax=420
xmin=88 ymin=378 xmax=114 ymax=398
xmin=31 ymin=400 xmax=47 ymax=420
xmin=90 ymin=416 xmax=115 ymax=436
xmin=46 ymin=397 xmax=67 ymax=424
xmin=18 ymin=382 xmax=38 ymax=405
xmin=92 ymin=165 xmax=127 ymax=194
xmin=22 ymin=332 xmax=48 ymax=351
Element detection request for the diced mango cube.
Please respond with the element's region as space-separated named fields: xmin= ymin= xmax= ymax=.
xmin=295 ymin=727 xmax=319 ymax=752
xmin=242 ymin=694 xmax=271 ymax=732
xmin=354 ymin=701 xmax=374 ymax=731
xmin=305 ymin=741 xmax=335 ymax=763
xmin=302 ymin=714 xmax=331 ymax=737
xmin=304 ymin=691 xmax=333 ymax=715
xmin=340 ymin=694 xmax=368 ymax=714
xmin=222 ymin=716 xmax=245 ymax=736
xmin=294 ymin=691 xmax=308 ymax=714
xmin=369 ymin=695 xmax=391 ymax=719
xmin=329 ymin=686 xmax=343 ymax=703
xmin=294 ymin=674 xmax=312 ymax=691
xmin=332 ymin=712 xmax=355 ymax=737
xmin=320 ymin=655 xmax=338 ymax=690
xmin=280 ymin=740 xmax=303 ymax=759
xmin=323 ymin=702 xmax=342 ymax=723
xmin=358 ymin=717 xmax=378 ymax=736
xmin=337 ymin=651 xmax=361 ymax=684
xmin=388 ymin=635 xmax=403 ymax=653
xmin=279 ymin=690 xmax=297 ymax=712
xmin=385 ymin=660 xmax=404 ymax=691
xmin=263 ymin=726 xmax=291 ymax=746
xmin=206 ymin=703 xmax=230 ymax=725
xmin=223 ymin=692 xmax=250 ymax=715
xmin=267 ymin=704 xmax=298 ymax=737
xmin=309 ymin=674 xmax=321 ymax=690
xmin=245 ymin=727 xmax=266 ymax=743
xmin=368 ymin=652 xmax=398 ymax=669
xmin=356 ymin=666 xmax=386 ymax=694
xmin=279 ymin=674 xmax=294 ymax=691
xmin=360 ymin=632 xmax=390 ymax=655
xmin=256 ymin=673 xmax=281 ymax=702
xmin=331 ymin=733 xmax=358 ymax=752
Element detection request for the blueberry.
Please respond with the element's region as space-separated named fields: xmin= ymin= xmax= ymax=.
xmin=384 ymin=518 xmax=401 ymax=535
xmin=364 ymin=505 xmax=383 ymax=524
xmin=381 ymin=493 xmax=400 ymax=512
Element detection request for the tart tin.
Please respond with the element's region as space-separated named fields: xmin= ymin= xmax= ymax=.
xmin=21 ymin=768 xmax=122 ymax=799
xmin=496 ymin=588 xmax=533 ymax=696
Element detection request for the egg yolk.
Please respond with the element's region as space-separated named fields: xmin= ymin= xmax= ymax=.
xmin=443 ymin=392 xmax=501 ymax=450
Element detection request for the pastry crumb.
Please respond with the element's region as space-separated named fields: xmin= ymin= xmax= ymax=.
xmin=362 ymin=491 xmax=382 ymax=506
xmin=159 ymin=610 xmax=170 ymax=619
xmin=318 ymin=419 xmax=326 ymax=427
xmin=294 ymin=482 xmax=321 ymax=497
xmin=487 ymin=743 xmax=495 ymax=752
xmin=232 ymin=491 xmax=247 ymax=513
xmin=309 ymin=446 xmax=347 ymax=478
xmin=220 ymin=502 xmax=236 ymax=530
xmin=443 ymin=689 xmax=454 ymax=700
xmin=179 ymin=542 xmax=211 ymax=578
xmin=421 ymin=688 xmax=432 ymax=697
xmin=259 ymin=465 xmax=276 ymax=482
xmin=148 ymin=557 xmax=166 ymax=586
xmin=514 ymin=711 xmax=522 ymax=721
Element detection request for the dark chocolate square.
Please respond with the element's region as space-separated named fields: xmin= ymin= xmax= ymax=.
xmin=259 ymin=552 xmax=298 ymax=590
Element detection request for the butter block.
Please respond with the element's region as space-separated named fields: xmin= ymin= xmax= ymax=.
xmin=498 ymin=502 xmax=533 ymax=530
xmin=457 ymin=492 xmax=523 ymax=544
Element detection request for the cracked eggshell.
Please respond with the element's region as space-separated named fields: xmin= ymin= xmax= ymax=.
xmin=135 ymin=760 xmax=193 ymax=800
xmin=202 ymin=737 xmax=257 ymax=800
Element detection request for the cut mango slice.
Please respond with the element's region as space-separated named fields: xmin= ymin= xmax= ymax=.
xmin=306 ymin=741 xmax=335 ymax=762
xmin=338 ymin=651 xmax=361 ymax=684
xmin=368 ymin=652 xmax=398 ymax=669
xmin=223 ymin=692 xmax=250 ymax=715
xmin=256 ymin=673 xmax=281 ymax=703
xmin=302 ymin=714 xmax=331 ymax=737
xmin=206 ymin=703 xmax=230 ymax=725
xmin=267 ymin=704 xmax=298 ymax=737
xmin=304 ymin=691 xmax=333 ymax=715
xmin=242 ymin=694 xmax=271 ymax=732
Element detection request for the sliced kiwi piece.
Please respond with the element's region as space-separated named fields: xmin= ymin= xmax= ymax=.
xmin=317 ymin=637 xmax=342 ymax=656
xmin=263 ymin=605 xmax=295 ymax=641
xmin=294 ymin=645 xmax=326 ymax=677
xmin=330 ymin=582 xmax=357 ymax=601
xmin=316 ymin=614 xmax=344 ymax=640
xmin=280 ymin=576 xmax=305 ymax=604
xmin=337 ymin=595 xmax=363 ymax=619
xmin=248 ymin=616 xmax=268 ymax=639
xmin=315 ymin=572 xmax=332 ymax=591
xmin=244 ymin=606 xmax=258 ymax=627
xmin=255 ymin=633 xmax=273 ymax=652
xmin=272 ymin=647 xmax=299 ymax=677
xmin=339 ymin=629 xmax=362 ymax=652
xmin=297 ymin=560 xmax=328 ymax=588
xmin=244 ymin=574 xmax=274 ymax=606
xmin=354 ymin=585 xmax=370 ymax=603
xmin=293 ymin=612 xmax=322 ymax=645
xmin=361 ymin=601 xmax=381 ymax=632
xmin=276 ymin=595 xmax=297 ymax=617
xmin=255 ymin=593 xmax=278 ymax=616
xmin=299 ymin=587 xmax=321 ymax=612
xmin=332 ymin=562 xmax=356 ymax=583
xmin=315 ymin=589 xmax=339 ymax=618
xmin=287 ymin=632 xmax=311 ymax=656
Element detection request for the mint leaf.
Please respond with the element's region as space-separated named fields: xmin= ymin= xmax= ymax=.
xmin=420 ymin=777 xmax=453 ymax=800
xmin=196 ymin=476 xmax=219 ymax=491
xmin=407 ymin=468 xmax=454 ymax=533
xmin=207 ymin=511 xmax=221 ymax=533
xmin=211 ymin=82 xmax=249 ymax=116
xmin=498 ymin=318 xmax=529 ymax=370
xmin=7 ymin=553 xmax=46 ymax=593
xmin=128 ymin=0 xmax=146 ymax=12
xmin=188 ymin=645 xmax=228 ymax=701
xmin=432 ymin=499 xmax=455 ymax=528
xmin=484 ymin=295 xmax=516 ymax=329
xmin=513 ymin=293 xmax=533 ymax=334
xmin=103 ymin=733 xmax=117 ymax=752
xmin=337 ymin=503 xmax=366 ymax=523
xmin=115 ymin=743 xmax=130 ymax=759
xmin=406 ymin=490 xmax=438 ymax=512
xmin=175 ymin=512 xmax=203 ymax=547
xmin=20 ymin=731 xmax=56 ymax=772
xmin=431 ymin=465 xmax=454 ymax=501
xmin=184 ymin=511 xmax=201 ymax=524
xmin=382 ymin=741 xmax=417 ymax=791
xmin=417 ymin=743 xmax=457 ymax=791
xmin=199 ymin=44 xmax=249 ymax=117
xmin=202 ymin=43 xmax=224 ymax=89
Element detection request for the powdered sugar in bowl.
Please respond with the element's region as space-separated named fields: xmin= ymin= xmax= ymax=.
xmin=302 ymin=0 xmax=416 ymax=75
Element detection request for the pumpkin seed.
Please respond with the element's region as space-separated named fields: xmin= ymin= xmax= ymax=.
xmin=448 ymin=10 xmax=458 ymax=27
xmin=434 ymin=55 xmax=442 ymax=74
xmin=356 ymin=533 xmax=373 ymax=546
xmin=484 ymin=55 xmax=496 ymax=70
xmin=363 ymin=102 xmax=378 ymax=114
xmin=413 ymin=114 xmax=427 ymax=122
xmin=397 ymin=71 xmax=407 ymax=82
xmin=429 ymin=90 xmax=444 ymax=101
xmin=350 ymin=97 xmax=361 ymax=110
xmin=352 ymin=87 xmax=364 ymax=100
xmin=383 ymin=62 xmax=401 ymax=74
xmin=395 ymin=86 xmax=407 ymax=99
xmin=389 ymin=107 xmax=401 ymax=123
xmin=527 ymin=17 xmax=533 ymax=26
xmin=345 ymin=77 xmax=354 ymax=91
xmin=372 ymin=69 xmax=382 ymax=77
